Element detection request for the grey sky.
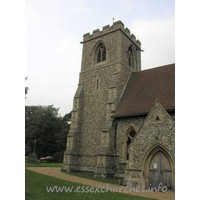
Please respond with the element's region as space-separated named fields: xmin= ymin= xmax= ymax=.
xmin=25 ymin=0 xmax=175 ymax=116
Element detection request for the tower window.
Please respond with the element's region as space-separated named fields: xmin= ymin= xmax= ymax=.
xmin=97 ymin=79 xmax=99 ymax=90
xmin=97 ymin=43 xmax=106 ymax=63
xmin=128 ymin=47 xmax=133 ymax=67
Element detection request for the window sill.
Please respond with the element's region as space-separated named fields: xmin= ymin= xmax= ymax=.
xmin=93 ymin=61 xmax=107 ymax=68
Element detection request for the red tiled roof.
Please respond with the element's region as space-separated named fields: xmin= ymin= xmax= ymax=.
xmin=112 ymin=63 xmax=175 ymax=118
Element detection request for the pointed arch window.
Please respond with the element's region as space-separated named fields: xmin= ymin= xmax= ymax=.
xmin=128 ymin=47 xmax=133 ymax=67
xmin=123 ymin=127 xmax=136 ymax=161
xmin=126 ymin=136 xmax=131 ymax=160
xmin=97 ymin=43 xmax=106 ymax=63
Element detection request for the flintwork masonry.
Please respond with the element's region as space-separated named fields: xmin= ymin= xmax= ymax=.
xmin=62 ymin=20 xmax=175 ymax=191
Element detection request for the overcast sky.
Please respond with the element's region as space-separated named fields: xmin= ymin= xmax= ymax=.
xmin=25 ymin=0 xmax=175 ymax=116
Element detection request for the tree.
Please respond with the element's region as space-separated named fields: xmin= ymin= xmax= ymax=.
xmin=25 ymin=105 xmax=71 ymax=162
xmin=25 ymin=105 xmax=62 ymax=158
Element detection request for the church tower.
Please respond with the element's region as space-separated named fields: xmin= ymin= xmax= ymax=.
xmin=62 ymin=20 xmax=142 ymax=177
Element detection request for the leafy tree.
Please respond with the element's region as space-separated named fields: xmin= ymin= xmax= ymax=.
xmin=25 ymin=105 xmax=62 ymax=157
xmin=25 ymin=105 xmax=71 ymax=162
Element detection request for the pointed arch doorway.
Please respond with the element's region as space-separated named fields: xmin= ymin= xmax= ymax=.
xmin=143 ymin=145 xmax=175 ymax=190
xmin=149 ymin=151 xmax=172 ymax=189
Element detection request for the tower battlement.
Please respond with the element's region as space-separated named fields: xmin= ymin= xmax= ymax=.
xmin=83 ymin=20 xmax=141 ymax=48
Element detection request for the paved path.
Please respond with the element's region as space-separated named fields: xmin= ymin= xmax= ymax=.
xmin=26 ymin=167 xmax=175 ymax=200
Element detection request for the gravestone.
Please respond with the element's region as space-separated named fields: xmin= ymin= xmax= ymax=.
xmin=27 ymin=153 xmax=40 ymax=164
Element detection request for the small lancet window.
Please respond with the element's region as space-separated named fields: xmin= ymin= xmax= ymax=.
xmin=128 ymin=47 xmax=133 ymax=67
xmin=124 ymin=128 xmax=136 ymax=161
xmin=126 ymin=137 xmax=131 ymax=160
xmin=97 ymin=43 xmax=106 ymax=63
xmin=97 ymin=79 xmax=99 ymax=90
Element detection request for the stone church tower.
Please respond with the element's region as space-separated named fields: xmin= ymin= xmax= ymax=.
xmin=62 ymin=20 xmax=175 ymax=191
xmin=62 ymin=20 xmax=142 ymax=177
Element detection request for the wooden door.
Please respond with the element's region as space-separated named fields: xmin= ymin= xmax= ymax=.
xmin=149 ymin=151 xmax=172 ymax=189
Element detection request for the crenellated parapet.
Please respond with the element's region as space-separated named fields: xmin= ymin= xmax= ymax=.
xmin=83 ymin=20 xmax=141 ymax=48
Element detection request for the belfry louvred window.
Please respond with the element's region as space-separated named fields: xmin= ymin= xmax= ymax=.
xmin=97 ymin=43 xmax=106 ymax=63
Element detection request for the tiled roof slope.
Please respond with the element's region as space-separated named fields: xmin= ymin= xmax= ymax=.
xmin=113 ymin=63 xmax=175 ymax=118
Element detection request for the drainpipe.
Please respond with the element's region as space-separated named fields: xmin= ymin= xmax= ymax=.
xmin=113 ymin=119 xmax=118 ymax=178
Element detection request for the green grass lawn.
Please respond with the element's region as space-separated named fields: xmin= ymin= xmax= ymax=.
xmin=25 ymin=169 xmax=157 ymax=200
xmin=25 ymin=157 xmax=117 ymax=185
xmin=25 ymin=162 xmax=63 ymax=167
xmin=25 ymin=154 xmax=117 ymax=184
